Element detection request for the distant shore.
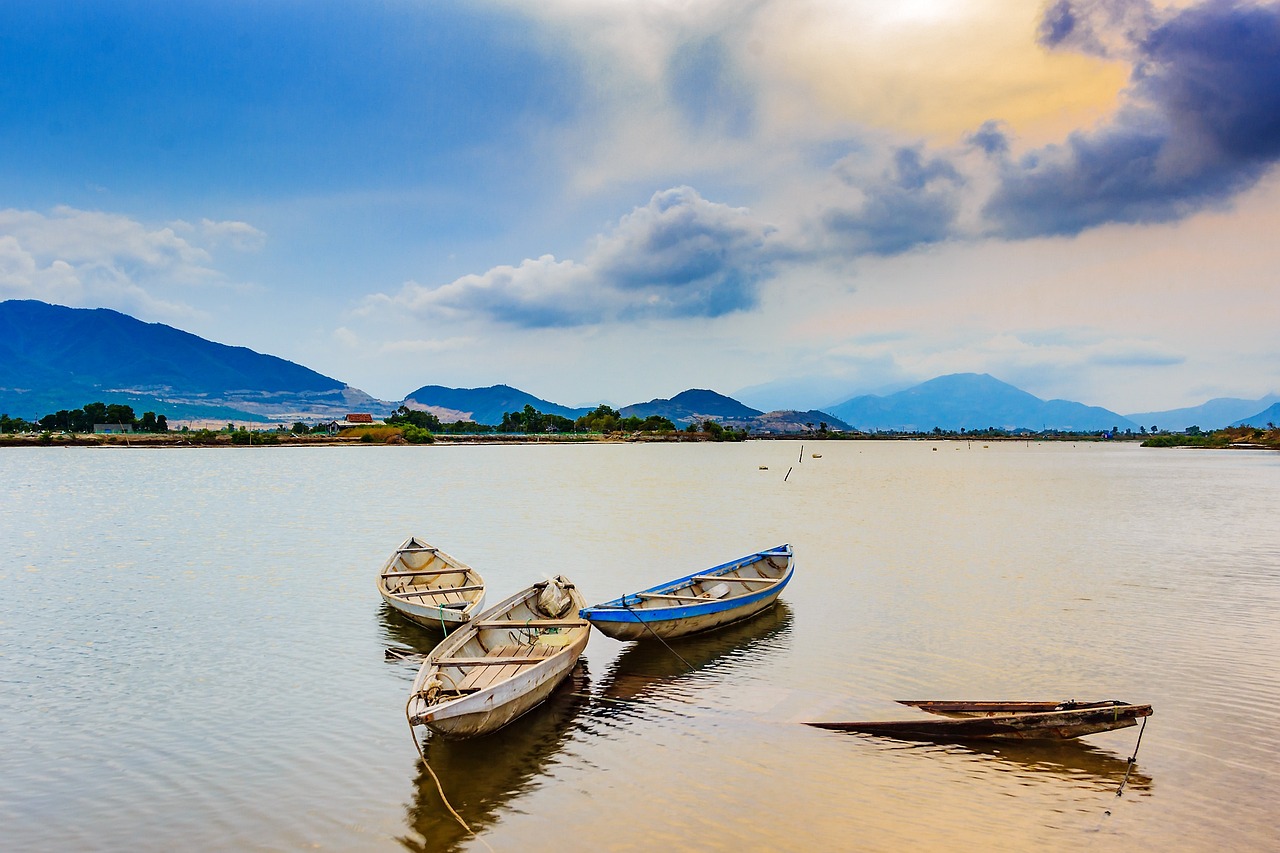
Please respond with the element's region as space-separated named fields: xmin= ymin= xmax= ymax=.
xmin=0 ymin=431 xmax=1190 ymax=448
xmin=3 ymin=424 xmax=1276 ymax=449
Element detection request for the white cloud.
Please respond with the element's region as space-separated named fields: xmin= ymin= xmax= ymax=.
xmin=0 ymin=205 xmax=266 ymax=318
xmin=373 ymin=186 xmax=783 ymax=328
xmin=199 ymin=219 xmax=268 ymax=252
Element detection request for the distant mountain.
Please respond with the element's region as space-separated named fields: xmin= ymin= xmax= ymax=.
xmin=731 ymin=376 xmax=880 ymax=413
xmin=722 ymin=409 xmax=853 ymax=435
xmin=827 ymin=373 xmax=1138 ymax=432
xmin=620 ymin=389 xmax=762 ymax=426
xmin=0 ymin=299 xmax=389 ymax=421
xmin=1127 ymin=394 xmax=1280 ymax=431
xmin=403 ymin=384 xmax=591 ymax=425
xmin=1232 ymin=402 xmax=1280 ymax=428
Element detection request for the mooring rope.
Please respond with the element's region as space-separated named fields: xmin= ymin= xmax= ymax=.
xmin=621 ymin=600 xmax=694 ymax=672
xmin=403 ymin=693 xmax=495 ymax=853
xmin=1115 ymin=715 xmax=1149 ymax=798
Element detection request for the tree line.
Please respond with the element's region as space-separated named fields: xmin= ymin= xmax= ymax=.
xmin=385 ymin=403 xmax=734 ymax=437
xmin=1 ymin=402 xmax=169 ymax=434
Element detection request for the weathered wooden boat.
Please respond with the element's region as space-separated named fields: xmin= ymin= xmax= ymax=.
xmin=579 ymin=544 xmax=794 ymax=641
xmin=407 ymin=576 xmax=589 ymax=738
xmin=805 ymin=699 xmax=1153 ymax=741
xmin=377 ymin=537 xmax=485 ymax=633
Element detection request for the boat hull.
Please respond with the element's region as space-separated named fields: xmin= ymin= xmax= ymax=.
xmin=805 ymin=703 xmax=1153 ymax=741
xmin=378 ymin=590 xmax=485 ymax=632
xmin=413 ymin=632 xmax=588 ymax=738
xmin=581 ymin=545 xmax=794 ymax=641
xmin=408 ymin=577 xmax=589 ymax=739
xmin=584 ymin=581 xmax=790 ymax=640
xmin=377 ymin=537 xmax=485 ymax=633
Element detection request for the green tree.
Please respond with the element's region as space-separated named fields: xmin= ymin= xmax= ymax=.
xmin=387 ymin=405 xmax=442 ymax=431
xmin=105 ymin=404 xmax=135 ymax=426
xmin=83 ymin=402 xmax=108 ymax=426
xmin=575 ymin=404 xmax=621 ymax=433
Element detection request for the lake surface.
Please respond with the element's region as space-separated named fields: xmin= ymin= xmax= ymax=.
xmin=2 ymin=440 xmax=1277 ymax=851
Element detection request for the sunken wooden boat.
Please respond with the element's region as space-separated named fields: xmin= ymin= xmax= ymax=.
xmin=377 ymin=537 xmax=485 ymax=633
xmin=579 ymin=545 xmax=794 ymax=641
xmin=407 ymin=575 xmax=589 ymax=738
xmin=806 ymin=699 xmax=1153 ymax=741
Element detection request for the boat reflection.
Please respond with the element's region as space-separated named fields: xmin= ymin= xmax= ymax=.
xmin=885 ymin=737 xmax=1155 ymax=793
xmin=378 ymin=602 xmax=446 ymax=658
xmin=397 ymin=664 xmax=590 ymax=853
xmin=593 ymin=602 xmax=794 ymax=708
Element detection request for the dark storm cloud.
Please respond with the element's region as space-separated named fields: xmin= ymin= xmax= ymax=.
xmin=986 ymin=0 xmax=1280 ymax=237
xmin=822 ymin=146 xmax=965 ymax=256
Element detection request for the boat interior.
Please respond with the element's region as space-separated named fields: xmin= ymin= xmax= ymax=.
xmin=380 ymin=541 xmax=481 ymax=610
xmin=418 ymin=581 xmax=587 ymax=704
xmin=628 ymin=550 xmax=790 ymax=610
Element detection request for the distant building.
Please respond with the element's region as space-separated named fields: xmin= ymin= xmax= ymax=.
xmin=344 ymin=413 xmax=374 ymax=424
xmin=94 ymin=423 xmax=134 ymax=434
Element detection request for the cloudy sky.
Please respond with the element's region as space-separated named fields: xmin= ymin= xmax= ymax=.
xmin=2 ymin=0 xmax=1278 ymax=412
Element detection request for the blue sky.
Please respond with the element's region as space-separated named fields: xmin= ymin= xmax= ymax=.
xmin=2 ymin=0 xmax=1278 ymax=412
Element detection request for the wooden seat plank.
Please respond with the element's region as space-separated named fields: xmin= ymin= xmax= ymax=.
xmin=392 ymin=584 xmax=483 ymax=599
xmin=382 ymin=568 xmax=467 ymax=579
xmin=636 ymin=591 xmax=720 ymax=603
xmin=436 ymin=655 xmax=549 ymax=666
xmin=473 ymin=619 xmax=585 ymax=629
xmin=689 ymin=575 xmax=779 ymax=585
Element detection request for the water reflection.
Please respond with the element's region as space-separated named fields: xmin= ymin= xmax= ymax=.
xmin=594 ymin=602 xmax=795 ymax=708
xmin=397 ymin=664 xmax=590 ymax=853
xmin=378 ymin=602 xmax=446 ymax=657
xmin=877 ymin=736 xmax=1155 ymax=793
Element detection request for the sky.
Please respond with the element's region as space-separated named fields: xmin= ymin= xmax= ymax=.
xmin=1 ymin=0 xmax=1278 ymax=413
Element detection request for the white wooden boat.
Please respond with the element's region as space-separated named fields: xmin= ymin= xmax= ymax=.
xmin=580 ymin=545 xmax=794 ymax=641
xmin=407 ymin=576 xmax=589 ymax=738
xmin=377 ymin=537 xmax=485 ymax=633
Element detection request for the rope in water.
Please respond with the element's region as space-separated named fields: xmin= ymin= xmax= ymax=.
xmin=621 ymin=600 xmax=694 ymax=672
xmin=1115 ymin=715 xmax=1149 ymax=798
xmin=404 ymin=695 xmax=474 ymax=838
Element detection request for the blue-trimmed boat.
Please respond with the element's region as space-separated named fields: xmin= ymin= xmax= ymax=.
xmin=580 ymin=545 xmax=794 ymax=640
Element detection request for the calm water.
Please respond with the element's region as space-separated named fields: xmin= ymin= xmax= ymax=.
xmin=2 ymin=441 xmax=1277 ymax=851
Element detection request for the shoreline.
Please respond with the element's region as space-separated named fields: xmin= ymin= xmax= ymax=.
xmin=0 ymin=431 xmax=1224 ymax=449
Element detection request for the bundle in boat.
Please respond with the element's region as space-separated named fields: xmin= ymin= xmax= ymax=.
xmin=407 ymin=576 xmax=589 ymax=738
xmin=579 ymin=544 xmax=794 ymax=641
xmin=377 ymin=537 xmax=485 ymax=633
xmin=805 ymin=699 xmax=1153 ymax=741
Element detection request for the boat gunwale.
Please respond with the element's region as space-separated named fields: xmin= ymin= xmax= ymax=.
xmin=580 ymin=545 xmax=793 ymax=624
xmin=409 ymin=577 xmax=589 ymax=727
xmin=377 ymin=536 xmax=486 ymax=627
xmin=803 ymin=702 xmax=1153 ymax=740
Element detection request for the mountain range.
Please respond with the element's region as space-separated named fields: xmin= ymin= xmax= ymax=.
xmin=403 ymin=384 xmax=590 ymax=425
xmin=0 ymin=300 xmax=386 ymax=423
xmin=1125 ymin=395 xmax=1280 ymax=431
xmin=826 ymin=373 xmax=1139 ymax=433
xmin=2 ymin=299 xmax=1275 ymax=433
